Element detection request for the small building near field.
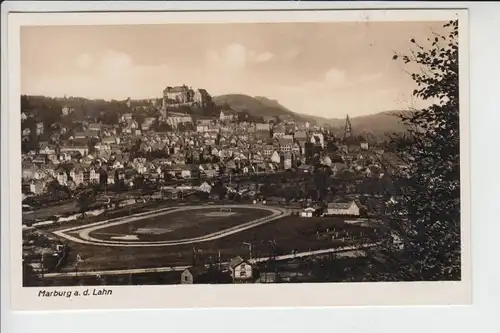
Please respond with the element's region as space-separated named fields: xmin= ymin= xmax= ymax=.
xmin=229 ymin=256 xmax=253 ymax=283
xmin=325 ymin=201 xmax=360 ymax=216
xmin=300 ymin=207 xmax=316 ymax=218
xmin=180 ymin=266 xmax=210 ymax=284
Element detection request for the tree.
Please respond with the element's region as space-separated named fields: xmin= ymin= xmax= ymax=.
xmin=23 ymin=260 xmax=41 ymax=287
xmin=374 ymin=20 xmax=460 ymax=281
xmin=76 ymin=190 xmax=96 ymax=218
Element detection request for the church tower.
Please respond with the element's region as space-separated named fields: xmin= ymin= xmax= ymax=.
xmin=344 ymin=114 xmax=352 ymax=139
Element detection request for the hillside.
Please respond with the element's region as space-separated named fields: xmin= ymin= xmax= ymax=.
xmin=326 ymin=111 xmax=408 ymax=134
xmin=213 ymin=94 xmax=302 ymax=120
xmin=213 ymin=94 xmax=408 ymax=134
xmin=22 ymin=93 xmax=408 ymax=135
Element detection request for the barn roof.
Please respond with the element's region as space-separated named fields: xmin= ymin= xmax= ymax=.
xmin=184 ymin=266 xmax=209 ymax=277
xmin=229 ymin=256 xmax=245 ymax=269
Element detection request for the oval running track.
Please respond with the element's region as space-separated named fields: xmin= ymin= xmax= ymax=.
xmin=53 ymin=204 xmax=289 ymax=247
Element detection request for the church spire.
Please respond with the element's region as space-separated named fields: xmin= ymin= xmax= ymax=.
xmin=344 ymin=114 xmax=352 ymax=139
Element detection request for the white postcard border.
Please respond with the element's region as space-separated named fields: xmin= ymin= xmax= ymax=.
xmin=4 ymin=8 xmax=471 ymax=311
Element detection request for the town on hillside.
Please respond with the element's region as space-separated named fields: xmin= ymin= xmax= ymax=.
xmin=21 ymin=84 xmax=412 ymax=286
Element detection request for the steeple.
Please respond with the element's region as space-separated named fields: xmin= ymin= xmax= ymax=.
xmin=344 ymin=114 xmax=352 ymax=139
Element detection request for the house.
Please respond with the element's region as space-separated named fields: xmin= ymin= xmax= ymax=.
xmin=255 ymin=123 xmax=270 ymax=132
xmin=198 ymin=181 xmax=212 ymax=193
xmin=297 ymin=164 xmax=313 ymax=173
xmin=278 ymin=135 xmax=294 ymax=153
xmin=283 ymin=153 xmax=293 ymax=170
xmin=272 ymin=123 xmax=286 ymax=138
xmin=255 ymin=124 xmax=270 ymax=139
xmin=130 ymin=120 xmax=139 ymax=130
xmin=30 ymin=180 xmax=47 ymax=195
xmin=197 ymin=125 xmax=209 ymax=133
xmin=219 ymin=111 xmax=235 ymax=122
xmin=325 ymin=201 xmax=360 ymax=216
xmin=73 ymin=131 xmax=87 ymax=140
xmin=59 ymin=152 xmax=71 ymax=162
xmin=203 ymin=168 xmax=218 ymax=178
xmin=142 ymin=117 xmax=156 ymax=129
xmin=39 ymin=144 xmax=56 ymax=155
xmin=22 ymin=165 xmax=37 ymax=180
xmin=69 ymin=168 xmax=85 ymax=186
xmin=263 ymin=144 xmax=274 ymax=157
xmin=102 ymin=136 xmax=117 ymax=145
xmin=32 ymin=155 xmax=46 ymax=164
xmin=198 ymin=119 xmax=212 ymax=126
xmin=300 ymin=207 xmax=316 ymax=218
xmin=166 ymin=112 xmax=193 ymax=129
xmin=270 ymin=151 xmax=281 ymax=164
xmin=121 ymin=113 xmax=133 ymax=122
xmin=35 ymin=122 xmax=44 ymax=135
xmin=294 ymin=131 xmax=307 ymax=144
xmin=310 ymin=132 xmax=324 ymax=147
xmin=61 ymin=106 xmax=74 ymax=116
xmin=180 ymin=266 xmax=210 ymax=284
xmin=229 ymin=256 xmax=253 ymax=283
xmin=193 ymin=89 xmax=212 ymax=106
xmin=55 ymin=171 xmax=68 ymax=185
xmin=107 ymin=171 xmax=115 ymax=185
xmin=291 ymin=142 xmax=302 ymax=155
xmin=89 ymin=168 xmax=100 ymax=184
xmin=321 ymin=155 xmax=332 ymax=167
xmin=360 ymin=142 xmax=369 ymax=150
xmin=88 ymin=123 xmax=101 ymax=132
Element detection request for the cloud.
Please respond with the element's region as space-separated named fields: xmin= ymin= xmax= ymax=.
xmin=98 ymin=50 xmax=134 ymax=77
xmin=254 ymin=52 xmax=274 ymax=63
xmin=206 ymin=44 xmax=274 ymax=71
xmin=26 ymin=49 xmax=171 ymax=100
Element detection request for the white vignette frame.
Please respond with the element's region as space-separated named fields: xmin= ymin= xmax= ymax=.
xmin=2 ymin=3 xmax=488 ymax=320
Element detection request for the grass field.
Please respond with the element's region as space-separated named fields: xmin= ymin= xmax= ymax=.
xmin=89 ymin=207 xmax=272 ymax=242
xmin=58 ymin=214 xmax=383 ymax=272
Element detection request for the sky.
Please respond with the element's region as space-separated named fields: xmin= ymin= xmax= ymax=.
xmin=21 ymin=21 xmax=447 ymax=118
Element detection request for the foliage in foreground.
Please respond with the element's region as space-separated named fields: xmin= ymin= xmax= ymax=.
xmin=368 ymin=20 xmax=461 ymax=281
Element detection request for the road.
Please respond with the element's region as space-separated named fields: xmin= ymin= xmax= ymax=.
xmin=42 ymin=243 xmax=379 ymax=278
xmin=53 ymin=204 xmax=289 ymax=247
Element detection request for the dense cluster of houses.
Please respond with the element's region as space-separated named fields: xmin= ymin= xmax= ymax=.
xmin=21 ymin=87 xmax=388 ymax=197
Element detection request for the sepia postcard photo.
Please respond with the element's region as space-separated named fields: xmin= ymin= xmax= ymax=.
xmin=5 ymin=8 xmax=470 ymax=310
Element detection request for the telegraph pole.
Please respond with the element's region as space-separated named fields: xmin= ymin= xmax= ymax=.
xmin=218 ymin=251 xmax=221 ymax=271
xmin=40 ymin=254 xmax=45 ymax=279
xmin=242 ymin=242 xmax=252 ymax=260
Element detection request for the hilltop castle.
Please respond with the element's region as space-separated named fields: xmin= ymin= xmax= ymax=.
xmin=161 ymin=84 xmax=212 ymax=117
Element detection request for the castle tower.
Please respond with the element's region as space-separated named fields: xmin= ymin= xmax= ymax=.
xmin=161 ymin=88 xmax=168 ymax=118
xmin=344 ymin=114 xmax=352 ymax=139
